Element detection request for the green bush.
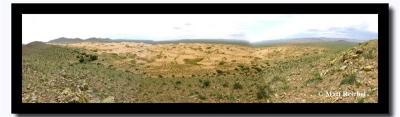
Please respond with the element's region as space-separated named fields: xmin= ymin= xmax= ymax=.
xmin=362 ymin=49 xmax=375 ymax=59
xmin=238 ymin=64 xmax=250 ymax=72
xmin=183 ymin=58 xmax=204 ymax=65
xmin=233 ymin=82 xmax=242 ymax=90
xmin=79 ymin=56 xmax=85 ymax=63
xmin=89 ymin=54 xmax=98 ymax=61
xmin=198 ymin=94 xmax=207 ymax=100
xmin=306 ymin=72 xmax=322 ymax=84
xmin=222 ymin=82 xmax=229 ymax=87
xmin=254 ymin=67 xmax=262 ymax=72
xmin=340 ymin=73 xmax=357 ymax=85
xmin=175 ymin=81 xmax=182 ymax=85
xmin=256 ymin=86 xmax=270 ymax=99
xmin=216 ymin=69 xmax=223 ymax=75
xmin=201 ymin=80 xmax=210 ymax=88
xmin=357 ymin=98 xmax=365 ymax=103
xmin=219 ymin=61 xmax=226 ymax=65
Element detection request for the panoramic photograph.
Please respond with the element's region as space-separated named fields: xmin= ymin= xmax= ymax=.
xmin=22 ymin=14 xmax=378 ymax=103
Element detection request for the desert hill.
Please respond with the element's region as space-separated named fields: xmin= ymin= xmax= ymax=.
xmin=22 ymin=39 xmax=377 ymax=103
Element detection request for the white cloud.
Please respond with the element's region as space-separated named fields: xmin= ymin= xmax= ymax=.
xmin=246 ymin=14 xmax=378 ymax=42
xmin=22 ymin=14 xmax=377 ymax=44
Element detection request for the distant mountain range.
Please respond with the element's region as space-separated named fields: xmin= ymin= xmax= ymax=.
xmin=47 ymin=37 xmax=251 ymax=45
xmin=47 ymin=37 xmax=373 ymax=46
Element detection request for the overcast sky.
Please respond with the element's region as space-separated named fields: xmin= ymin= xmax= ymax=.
xmin=22 ymin=14 xmax=378 ymax=44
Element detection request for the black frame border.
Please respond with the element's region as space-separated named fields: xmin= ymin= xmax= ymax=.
xmin=12 ymin=3 xmax=390 ymax=114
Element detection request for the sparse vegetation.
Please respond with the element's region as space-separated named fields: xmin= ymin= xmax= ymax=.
xmin=233 ymin=82 xmax=243 ymax=90
xmin=200 ymin=80 xmax=210 ymax=88
xmin=256 ymin=85 xmax=270 ymax=99
xmin=216 ymin=69 xmax=223 ymax=75
xmin=222 ymin=82 xmax=229 ymax=87
xmin=22 ymin=39 xmax=377 ymax=103
xmin=218 ymin=61 xmax=226 ymax=65
xmin=363 ymin=49 xmax=375 ymax=59
xmin=89 ymin=54 xmax=98 ymax=61
xmin=357 ymin=98 xmax=365 ymax=103
xmin=175 ymin=81 xmax=182 ymax=85
xmin=183 ymin=58 xmax=204 ymax=65
xmin=340 ymin=73 xmax=357 ymax=85
xmin=306 ymin=72 xmax=323 ymax=84
xmin=198 ymin=94 xmax=207 ymax=100
xmin=79 ymin=56 xmax=85 ymax=63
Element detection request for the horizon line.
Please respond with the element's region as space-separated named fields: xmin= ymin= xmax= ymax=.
xmin=23 ymin=37 xmax=378 ymax=44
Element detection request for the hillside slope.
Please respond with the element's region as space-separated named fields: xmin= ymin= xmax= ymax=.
xmin=275 ymin=39 xmax=378 ymax=103
xmin=22 ymin=42 xmax=143 ymax=103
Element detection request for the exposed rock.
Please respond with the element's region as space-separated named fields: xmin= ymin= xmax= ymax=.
xmin=102 ymin=96 xmax=115 ymax=103
xmin=89 ymin=97 xmax=101 ymax=103
xmin=352 ymin=69 xmax=358 ymax=73
xmin=69 ymin=96 xmax=81 ymax=103
xmin=321 ymin=69 xmax=329 ymax=76
xmin=355 ymin=49 xmax=363 ymax=54
xmin=351 ymin=54 xmax=358 ymax=59
xmin=31 ymin=95 xmax=37 ymax=102
xmin=274 ymin=93 xmax=279 ymax=97
xmin=78 ymin=82 xmax=89 ymax=91
xmin=340 ymin=66 xmax=347 ymax=71
xmin=330 ymin=59 xmax=337 ymax=65
xmin=363 ymin=66 xmax=374 ymax=71
xmin=61 ymin=88 xmax=72 ymax=95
